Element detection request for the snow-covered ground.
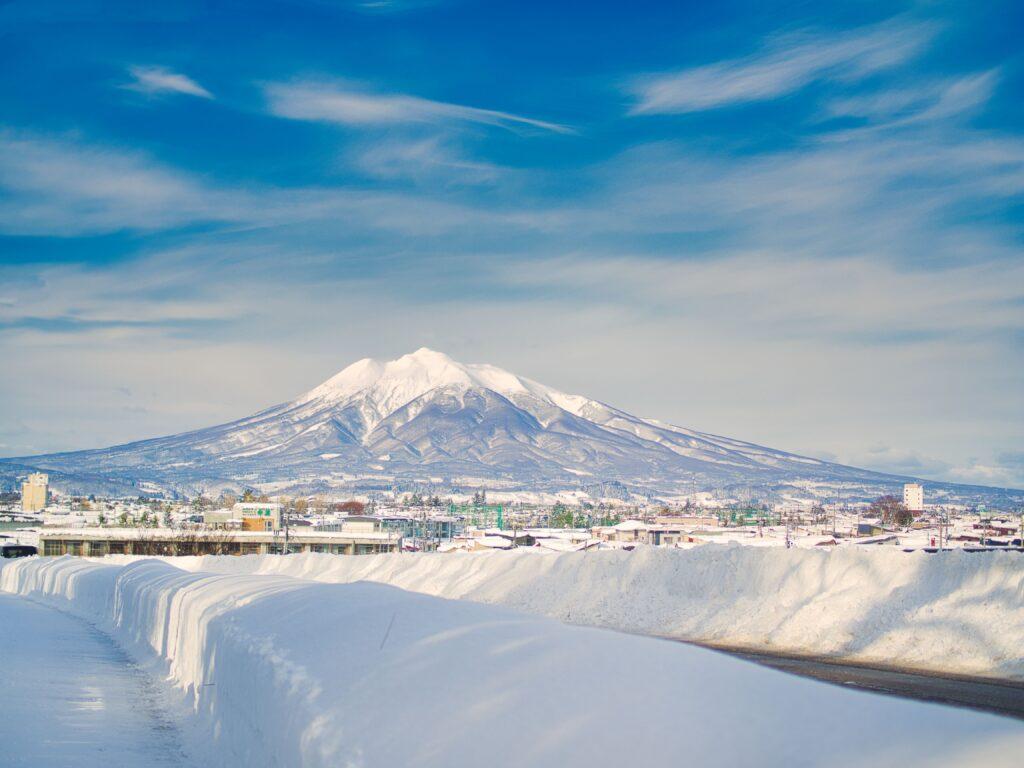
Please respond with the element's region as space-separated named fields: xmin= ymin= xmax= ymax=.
xmin=0 ymin=593 xmax=193 ymax=767
xmin=2 ymin=555 xmax=1024 ymax=767
xmin=165 ymin=545 xmax=1024 ymax=680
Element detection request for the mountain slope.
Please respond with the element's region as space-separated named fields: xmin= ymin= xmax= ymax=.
xmin=1 ymin=348 xmax=1017 ymax=504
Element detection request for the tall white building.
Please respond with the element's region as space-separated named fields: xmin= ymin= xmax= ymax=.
xmin=903 ymin=482 xmax=923 ymax=512
xmin=21 ymin=472 xmax=49 ymax=513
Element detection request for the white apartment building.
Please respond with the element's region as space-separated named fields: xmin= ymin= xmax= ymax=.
xmin=21 ymin=472 xmax=49 ymax=513
xmin=903 ymin=483 xmax=924 ymax=512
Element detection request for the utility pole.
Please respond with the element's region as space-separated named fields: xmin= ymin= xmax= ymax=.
xmin=283 ymin=503 xmax=290 ymax=555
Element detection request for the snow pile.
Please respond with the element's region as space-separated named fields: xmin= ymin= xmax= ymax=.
xmin=175 ymin=545 xmax=1024 ymax=679
xmin=3 ymin=555 xmax=1024 ymax=768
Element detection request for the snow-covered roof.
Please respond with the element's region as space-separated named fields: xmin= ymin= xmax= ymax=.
xmin=474 ymin=535 xmax=514 ymax=549
xmin=536 ymin=538 xmax=599 ymax=552
xmin=613 ymin=519 xmax=648 ymax=531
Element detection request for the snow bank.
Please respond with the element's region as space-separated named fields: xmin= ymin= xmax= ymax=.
xmin=4 ymin=556 xmax=1024 ymax=767
xmin=173 ymin=545 xmax=1024 ymax=680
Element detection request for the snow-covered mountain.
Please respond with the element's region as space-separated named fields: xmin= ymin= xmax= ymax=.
xmin=1 ymin=348 xmax=1017 ymax=504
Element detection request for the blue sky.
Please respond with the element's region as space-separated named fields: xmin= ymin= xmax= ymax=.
xmin=1 ymin=0 xmax=1022 ymax=488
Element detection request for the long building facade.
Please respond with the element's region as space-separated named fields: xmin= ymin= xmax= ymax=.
xmin=38 ymin=527 xmax=402 ymax=557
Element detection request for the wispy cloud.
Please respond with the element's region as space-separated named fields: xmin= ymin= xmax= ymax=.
xmin=492 ymin=252 xmax=1024 ymax=349
xmin=353 ymin=135 xmax=503 ymax=185
xmin=829 ymin=445 xmax=1024 ymax=488
xmin=629 ymin=19 xmax=936 ymax=115
xmin=125 ymin=65 xmax=213 ymax=99
xmin=0 ymin=129 xmax=551 ymax=236
xmin=265 ymin=80 xmax=573 ymax=133
xmin=0 ymin=129 xmax=214 ymax=234
xmin=348 ymin=0 xmax=441 ymax=12
xmin=824 ymin=70 xmax=999 ymax=129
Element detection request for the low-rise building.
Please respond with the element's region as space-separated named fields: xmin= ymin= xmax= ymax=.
xmin=654 ymin=514 xmax=719 ymax=528
xmin=38 ymin=527 xmax=401 ymax=557
xmin=234 ymin=502 xmax=282 ymax=531
xmin=594 ymin=519 xmax=648 ymax=544
xmin=204 ymin=502 xmax=283 ymax=531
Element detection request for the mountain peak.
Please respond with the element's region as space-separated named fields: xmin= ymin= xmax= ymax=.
xmin=300 ymin=348 xmax=594 ymax=423
xmin=406 ymin=346 xmax=451 ymax=361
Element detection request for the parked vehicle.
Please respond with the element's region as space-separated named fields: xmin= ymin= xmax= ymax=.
xmin=0 ymin=544 xmax=37 ymax=559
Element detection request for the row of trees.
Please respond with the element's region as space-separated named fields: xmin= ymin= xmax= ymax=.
xmin=95 ymin=508 xmax=172 ymax=528
xmin=403 ymin=493 xmax=446 ymax=507
xmin=549 ymin=502 xmax=621 ymax=528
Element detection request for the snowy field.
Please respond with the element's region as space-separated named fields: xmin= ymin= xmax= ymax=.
xmin=2 ymin=554 xmax=1024 ymax=767
xmin=163 ymin=544 xmax=1024 ymax=680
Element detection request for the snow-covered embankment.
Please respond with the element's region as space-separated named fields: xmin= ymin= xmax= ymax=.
xmin=3 ymin=554 xmax=1024 ymax=767
xmin=178 ymin=544 xmax=1024 ymax=680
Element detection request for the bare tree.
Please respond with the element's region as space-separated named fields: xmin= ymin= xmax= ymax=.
xmin=335 ymin=500 xmax=365 ymax=514
xmin=132 ymin=529 xmax=237 ymax=556
xmin=868 ymin=495 xmax=913 ymax=528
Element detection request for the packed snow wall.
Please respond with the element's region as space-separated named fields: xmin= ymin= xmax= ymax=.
xmin=3 ymin=555 xmax=1024 ymax=768
xmin=173 ymin=544 xmax=1024 ymax=680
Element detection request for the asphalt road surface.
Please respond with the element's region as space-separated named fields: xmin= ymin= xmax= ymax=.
xmin=713 ymin=644 xmax=1024 ymax=720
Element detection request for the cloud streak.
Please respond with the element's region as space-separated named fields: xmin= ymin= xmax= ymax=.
xmin=629 ymin=19 xmax=936 ymax=114
xmin=125 ymin=65 xmax=213 ymax=99
xmin=0 ymin=129 xmax=216 ymax=234
xmin=265 ymin=80 xmax=573 ymax=133
xmin=353 ymin=135 xmax=503 ymax=185
xmin=0 ymin=130 xmax=544 ymax=236
xmin=823 ymin=70 xmax=999 ymax=129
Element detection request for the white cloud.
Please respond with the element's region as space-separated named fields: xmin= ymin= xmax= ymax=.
xmin=353 ymin=135 xmax=502 ymax=185
xmin=824 ymin=70 xmax=999 ymax=128
xmin=817 ymin=446 xmax=1024 ymax=489
xmin=945 ymin=461 xmax=1023 ymax=489
xmin=265 ymin=80 xmax=573 ymax=133
xmin=125 ymin=65 xmax=214 ymax=99
xmin=629 ymin=19 xmax=936 ymax=115
xmin=567 ymin=124 xmax=1024 ymax=270
xmin=0 ymin=129 xmax=216 ymax=234
xmin=0 ymin=130 xmax=548 ymax=236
